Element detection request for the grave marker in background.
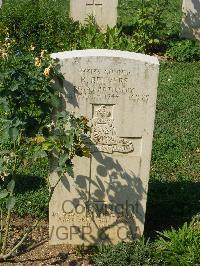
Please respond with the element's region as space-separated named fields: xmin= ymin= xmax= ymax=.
xmin=49 ymin=49 xmax=159 ymax=245
xmin=70 ymin=0 xmax=118 ymax=31
xmin=181 ymin=0 xmax=200 ymax=40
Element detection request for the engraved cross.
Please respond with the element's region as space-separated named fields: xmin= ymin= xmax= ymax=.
xmin=86 ymin=0 xmax=103 ymax=17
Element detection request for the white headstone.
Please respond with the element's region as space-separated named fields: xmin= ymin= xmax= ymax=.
xmin=181 ymin=0 xmax=200 ymax=40
xmin=70 ymin=0 xmax=118 ymax=31
xmin=49 ymin=49 xmax=159 ymax=245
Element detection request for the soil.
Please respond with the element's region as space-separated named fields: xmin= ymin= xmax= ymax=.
xmin=0 ymin=216 xmax=94 ymax=266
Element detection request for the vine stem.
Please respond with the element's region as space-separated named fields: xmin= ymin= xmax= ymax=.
xmin=1 ymin=139 xmax=17 ymax=255
xmin=0 ymin=209 xmax=3 ymax=247
xmin=0 ymin=220 xmax=39 ymax=261
xmin=1 ymin=211 xmax=11 ymax=255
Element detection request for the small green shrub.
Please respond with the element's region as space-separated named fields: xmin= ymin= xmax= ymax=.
xmin=119 ymin=0 xmax=170 ymax=53
xmin=93 ymin=239 xmax=162 ymax=266
xmin=131 ymin=0 xmax=169 ymax=52
xmin=0 ymin=0 xmax=79 ymax=53
xmin=75 ymin=21 xmax=135 ymax=51
xmin=118 ymin=0 xmax=182 ymax=37
xmin=15 ymin=187 xmax=49 ymax=218
xmin=155 ymin=216 xmax=200 ymax=265
xmin=166 ymin=40 xmax=200 ymax=62
xmin=0 ymin=41 xmax=90 ymax=260
xmin=92 ymin=218 xmax=200 ymax=266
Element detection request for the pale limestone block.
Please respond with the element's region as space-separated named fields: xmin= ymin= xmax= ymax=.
xmin=49 ymin=49 xmax=159 ymax=245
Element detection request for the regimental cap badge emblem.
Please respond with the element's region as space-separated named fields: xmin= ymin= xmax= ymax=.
xmin=90 ymin=105 xmax=134 ymax=154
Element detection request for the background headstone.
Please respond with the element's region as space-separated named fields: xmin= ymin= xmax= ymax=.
xmin=49 ymin=49 xmax=159 ymax=245
xmin=70 ymin=0 xmax=118 ymax=31
xmin=181 ymin=0 xmax=200 ymax=40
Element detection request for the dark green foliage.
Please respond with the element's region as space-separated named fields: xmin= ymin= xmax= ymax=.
xmin=155 ymin=217 xmax=200 ymax=265
xmin=118 ymin=0 xmax=182 ymax=36
xmin=92 ymin=239 xmax=161 ymax=266
xmin=15 ymin=187 xmax=49 ymax=218
xmin=0 ymin=179 xmax=16 ymax=212
xmin=0 ymin=0 xmax=79 ymax=53
xmin=93 ymin=218 xmax=200 ymax=266
xmin=0 ymin=42 xmax=91 ymax=258
xmin=0 ymin=49 xmax=90 ymax=221
xmin=120 ymin=0 xmax=170 ymax=52
xmin=1 ymin=0 xmax=195 ymax=57
xmin=166 ymin=40 xmax=200 ymax=62
xmin=0 ymin=52 xmax=60 ymax=137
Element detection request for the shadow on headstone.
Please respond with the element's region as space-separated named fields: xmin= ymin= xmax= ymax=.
xmin=181 ymin=0 xmax=200 ymax=40
xmin=49 ymin=49 xmax=159 ymax=245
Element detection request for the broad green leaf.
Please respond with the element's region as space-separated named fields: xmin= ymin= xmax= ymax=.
xmin=66 ymin=164 xmax=74 ymax=178
xmin=64 ymin=135 xmax=73 ymax=149
xmin=57 ymin=111 xmax=69 ymax=120
xmin=8 ymin=127 xmax=18 ymax=141
xmin=0 ymin=159 xmax=4 ymax=169
xmin=1 ymin=128 xmax=9 ymax=142
xmin=7 ymin=179 xmax=15 ymax=193
xmin=10 ymin=84 xmax=19 ymax=91
xmin=0 ymin=189 xmax=8 ymax=199
xmin=42 ymin=142 xmax=54 ymax=151
xmin=33 ymin=146 xmax=47 ymax=159
xmin=41 ymin=150 xmax=48 ymax=158
xmin=51 ymin=94 xmax=60 ymax=108
xmin=6 ymin=196 xmax=16 ymax=211
xmin=37 ymin=150 xmax=48 ymax=158
xmin=59 ymin=154 xmax=69 ymax=167
xmin=0 ymin=98 xmax=9 ymax=112
xmin=13 ymin=118 xmax=24 ymax=127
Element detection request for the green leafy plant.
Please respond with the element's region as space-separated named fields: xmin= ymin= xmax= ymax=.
xmin=73 ymin=18 xmax=134 ymax=51
xmin=0 ymin=180 xmax=16 ymax=255
xmin=155 ymin=216 xmax=200 ymax=265
xmin=127 ymin=0 xmax=169 ymax=53
xmin=166 ymin=40 xmax=200 ymax=62
xmin=0 ymin=0 xmax=79 ymax=53
xmin=92 ymin=238 xmax=162 ymax=266
xmin=0 ymin=47 xmax=90 ymax=259
xmin=0 ymin=0 xmax=171 ymax=55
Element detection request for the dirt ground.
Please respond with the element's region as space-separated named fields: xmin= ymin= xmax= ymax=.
xmin=0 ymin=216 xmax=93 ymax=266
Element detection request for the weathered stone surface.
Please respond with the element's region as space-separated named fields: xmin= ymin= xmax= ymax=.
xmin=70 ymin=0 xmax=118 ymax=31
xmin=49 ymin=49 xmax=159 ymax=245
xmin=181 ymin=0 xmax=200 ymax=40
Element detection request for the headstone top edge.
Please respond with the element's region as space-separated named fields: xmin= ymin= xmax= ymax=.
xmin=51 ymin=49 xmax=159 ymax=65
